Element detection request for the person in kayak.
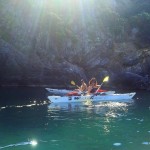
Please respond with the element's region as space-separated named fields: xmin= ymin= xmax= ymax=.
xmin=87 ymin=77 xmax=100 ymax=94
xmin=78 ymin=79 xmax=87 ymax=92
xmin=68 ymin=79 xmax=87 ymax=96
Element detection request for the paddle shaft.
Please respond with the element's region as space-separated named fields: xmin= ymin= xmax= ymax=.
xmin=95 ymin=82 xmax=104 ymax=94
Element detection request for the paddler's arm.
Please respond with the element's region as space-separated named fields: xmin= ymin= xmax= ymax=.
xmin=96 ymin=85 xmax=101 ymax=88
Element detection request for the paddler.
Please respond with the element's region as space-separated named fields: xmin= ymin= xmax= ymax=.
xmin=87 ymin=77 xmax=100 ymax=94
xmin=78 ymin=79 xmax=87 ymax=92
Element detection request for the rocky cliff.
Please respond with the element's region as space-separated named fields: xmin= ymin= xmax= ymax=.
xmin=0 ymin=0 xmax=150 ymax=90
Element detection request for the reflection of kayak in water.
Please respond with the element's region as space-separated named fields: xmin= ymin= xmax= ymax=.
xmin=48 ymin=102 xmax=95 ymax=113
xmin=48 ymin=101 xmax=130 ymax=115
xmin=45 ymin=88 xmax=115 ymax=95
xmin=48 ymin=92 xmax=136 ymax=103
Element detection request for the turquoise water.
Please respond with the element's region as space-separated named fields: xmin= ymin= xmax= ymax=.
xmin=0 ymin=88 xmax=150 ymax=150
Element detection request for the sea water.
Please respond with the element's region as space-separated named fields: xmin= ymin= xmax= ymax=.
xmin=0 ymin=88 xmax=150 ymax=150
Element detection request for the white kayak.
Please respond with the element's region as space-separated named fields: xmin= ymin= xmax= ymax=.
xmin=48 ymin=92 xmax=136 ymax=103
xmin=45 ymin=88 xmax=115 ymax=95
xmin=45 ymin=88 xmax=72 ymax=95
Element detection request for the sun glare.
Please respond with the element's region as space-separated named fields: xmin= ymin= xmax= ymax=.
xmin=30 ymin=140 xmax=38 ymax=146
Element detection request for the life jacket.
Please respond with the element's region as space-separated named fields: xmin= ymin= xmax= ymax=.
xmin=90 ymin=88 xmax=97 ymax=93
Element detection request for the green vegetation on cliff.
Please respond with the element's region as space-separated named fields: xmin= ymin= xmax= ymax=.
xmin=0 ymin=0 xmax=150 ymax=88
xmin=1 ymin=0 xmax=150 ymax=50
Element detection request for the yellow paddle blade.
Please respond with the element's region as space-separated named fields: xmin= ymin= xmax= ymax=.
xmin=71 ymin=80 xmax=76 ymax=85
xmin=103 ymin=76 xmax=109 ymax=82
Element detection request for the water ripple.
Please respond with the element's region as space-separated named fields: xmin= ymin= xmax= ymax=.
xmin=142 ymin=142 xmax=150 ymax=145
xmin=0 ymin=140 xmax=37 ymax=149
xmin=0 ymin=101 xmax=48 ymax=110
xmin=113 ymin=143 xmax=122 ymax=146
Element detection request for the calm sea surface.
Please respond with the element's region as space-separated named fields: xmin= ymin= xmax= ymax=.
xmin=0 ymin=87 xmax=150 ymax=150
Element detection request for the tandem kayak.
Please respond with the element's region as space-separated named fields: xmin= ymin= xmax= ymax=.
xmin=48 ymin=92 xmax=136 ymax=103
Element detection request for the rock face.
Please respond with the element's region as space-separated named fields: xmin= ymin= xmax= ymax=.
xmin=0 ymin=39 xmax=87 ymax=87
xmin=1 ymin=39 xmax=150 ymax=90
xmin=0 ymin=0 xmax=150 ymax=90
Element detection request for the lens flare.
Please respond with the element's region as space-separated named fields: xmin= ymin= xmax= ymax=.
xmin=30 ymin=140 xmax=38 ymax=146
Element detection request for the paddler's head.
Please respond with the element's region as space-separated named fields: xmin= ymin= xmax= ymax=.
xmin=89 ymin=77 xmax=97 ymax=86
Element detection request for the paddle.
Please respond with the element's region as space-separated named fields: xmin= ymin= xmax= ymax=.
xmin=95 ymin=76 xmax=109 ymax=94
xmin=70 ymin=80 xmax=87 ymax=95
xmin=71 ymin=80 xmax=80 ymax=88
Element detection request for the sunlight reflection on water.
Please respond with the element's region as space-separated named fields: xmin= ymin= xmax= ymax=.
xmin=0 ymin=101 xmax=48 ymax=110
xmin=0 ymin=140 xmax=37 ymax=149
xmin=48 ymin=101 xmax=132 ymax=119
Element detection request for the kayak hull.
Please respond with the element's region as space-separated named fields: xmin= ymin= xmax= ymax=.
xmin=48 ymin=92 xmax=136 ymax=103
